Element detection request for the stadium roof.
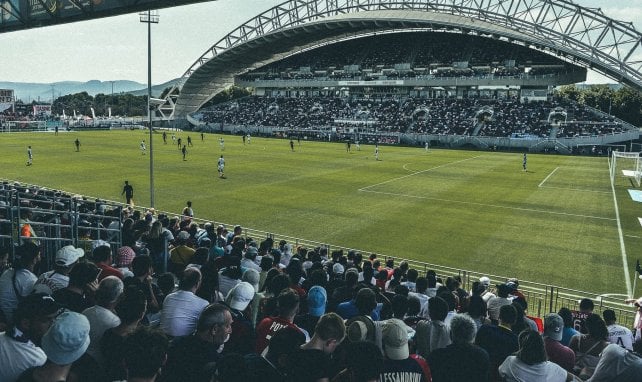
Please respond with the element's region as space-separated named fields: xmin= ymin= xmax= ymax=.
xmin=163 ymin=0 xmax=642 ymax=120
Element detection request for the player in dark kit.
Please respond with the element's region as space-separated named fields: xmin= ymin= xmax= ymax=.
xmin=163 ymin=131 xmax=167 ymax=144
xmin=122 ymin=181 xmax=134 ymax=205
xmin=187 ymin=136 xmax=193 ymax=147
xmin=182 ymin=145 xmax=187 ymax=161
xmin=177 ymin=137 xmax=182 ymax=149
xmin=290 ymin=139 xmax=295 ymax=152
xmin=74 ymin=138 xmax=80 ymax=152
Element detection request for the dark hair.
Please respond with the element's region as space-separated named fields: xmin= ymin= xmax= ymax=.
xmin=277 ymin=288 xmax=300 ymax=316
xmin=499 ymin=304 xmax=518 ymax=325
xmin=467 ymin=295 xmax=487 ymax=319
xmin=602 ymin=309 xmax=617 ymax=323
xmin=343 ymin=341 xmax=383 ymax=380
xmin=266 ymin=326 xmax=306 ymax=359
xmin=438 ymin=291 xmax=457 ymax=312
xmin=516 ymin=330 xmax=547 ymax=365
xmin=391 ymin=294 xmax=409 ymax=319
xmin=131 ymin=255 xmax=152 ymax=277
xmin=123 ymin=327 xmax=169 ymax=379
xmin=157 ymin=273 xmax=176 ymax=296
xmin=558 ymin=307 xmax=574 ymax=328
xmin=15 ymin=242 xmax=39 ymax=269
xmin=115 ymin=286 xmax=147 ymax=323
xmin=585 ymin=313 xmax=609 ymax=340
xmin=68 ymin=262 xmax=99 ymax=287
xmin=214 ymin=353 xmax=247 ymax=382
xmin=407 ymin=296 xmax=421 ymax=316
xmin=259 ymin=256 xmax=273 ymax=271
xmin=92 ymin=245 xmax=112 ymax=263
xmin=355 ymin=288 xmax=377 ymax=315
xmin=579 ymin=298 xmax=595 ymax=312
xmin=428 ymin=296 xmax=448 ymax=322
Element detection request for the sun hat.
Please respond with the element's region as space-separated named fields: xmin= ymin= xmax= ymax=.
xmin=307 ymin=286 xmax=327 ymax=317
xmin=41 ymin=311 xmax=90 ymax=365
xmin=382 ymin=319 xmax=409 ymax=361
xmin=55 ymin=245 xmax=84 ymax=267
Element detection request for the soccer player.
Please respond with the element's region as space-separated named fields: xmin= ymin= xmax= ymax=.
xmin=26 ymin=146 xmax=33 ymax=166
xmin=201 ymin=132 xmax=204 ymax=141
xmin=74 ymin=138 xmax=80 ymax=152
xmin=140 ymin=140 xmax=146 ymax=155
xmin=122 ymin=181 xmax=134 ymax=205
xmin=217 ymin=155 xmax=225 ymax=178
xmin=219 ymin=137 xmax=225 ymax=151
xmin=425 ymin=141 xmax=429 ymax=152
xmin=181 ymin=145 xmax=187 ymax=161
xmin=375 ymin=144 xmax=379 ymax=161
xmin=246 ymin=133 xmax=251 ymax=144
xmin=177 ymin=137 xmax=182 ymax=149
xmin=290 ymin=139 xmax=295 ymax=152
xmin=346 ymin=141 xmax=351 ymax=152
xmin=242 ymin=134 xmax=246 ymax=145
xmin=523 ymin=153 xmax=527 ymax=172
xmin=187 ymin=136 xmax=193 ymax=147
xmin=171 ymin=133 xmax=176 ymax=145
xmin=162 ymin=131 xmax=167 ymax=144
xmin=356 ymin=140 xmax=360 ymax=151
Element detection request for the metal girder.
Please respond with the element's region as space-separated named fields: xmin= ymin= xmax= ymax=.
xmin=168 ymin=0 xmax=642 ymax=119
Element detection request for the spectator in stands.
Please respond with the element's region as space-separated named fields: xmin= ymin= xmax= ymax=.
xmin=123 ymin=255 xmax=163 ymax=324
xmin=427 ymin=313 xmax=490 ymax=382
xmin=160 ymin=267 xmax=209 ymax=338
xmin=223 ymin=281 xmax=256 ymax=355
xmin=82 ymin=276 xmax=123 ymax=364
xmin=498 ymin=329 xmax=574 ymax=381
xmin=244 ymin=326 xmax=306 ymax=382
xmin=478 ymin=276 xmax=496 ymax=303
xmin=0 ymin=242 xmax=41 ymax=326
xmin=380 ymin=319 xmax=431 ymax=382
xmin=169 ymin=231 xmax=196 ymax=275
xmin=93 ymin=243 xmax=124 ymax=281
xmin=33 ymin=245 xmax=84 ymax=295
xmin=476 ymin=304 xmax=519 ymax=381
xmin=587 ymin=340 xmax=642 ymax=381
xmin=578 ymin=298 xmax=595 ymax=334
xmin=603 ymin=309 xmax=634 ymax=351
xmin=487 ymin=283 xmax=512 ymax=324
xmin=115 ymin=245 xmax=136 ymax=278
xmin=162 ymin=303 xmax=232 ymax=382
xmin=559 ymin=307 xmax=580 ymax=347
xmin=17 ymin=311 xmax=90 ymax=382
xmin=333 ymin=340 xmax=383 ymax=382
xmin=256 ymin=288 xmax=306 ymax=354
xmin=569 ymin=313 xmax=609 ymax=380
xmin=122 ymin=326 xmax=169 ymax=382
xmin=288 ymin=312 xmax=346 ymax=381
xmin=241 ymin=247 xmax=261 ymax=272
xmin=415 ymin=295 xmax=451 ymax=359
xmin=511 ymin=298 xmax=538 ymax=335
xmin=295 ymin=285 xmax=327 ymax=336
xmin=543 ymin=313 xmax=575 ymax=372
xmin=466 ymin=295 xmax=491 ymax=331
xmin=0 ymin=293 xmax=61 ymax=382
xmin=52 ymin=262 xmax=100 ymax=313
xmin=409 ymin=277 xmax=430 ymax=318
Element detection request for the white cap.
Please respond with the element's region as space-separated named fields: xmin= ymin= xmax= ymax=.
xmin=55 ymin=246 xmax=84 ymax=267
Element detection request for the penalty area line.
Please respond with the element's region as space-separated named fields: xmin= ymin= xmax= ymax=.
xmin=538 ymin=167 xmax=559 ymax=188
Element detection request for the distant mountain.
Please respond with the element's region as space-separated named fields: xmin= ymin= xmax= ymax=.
xmin=0 ymin=79 xmax=182 ymax=103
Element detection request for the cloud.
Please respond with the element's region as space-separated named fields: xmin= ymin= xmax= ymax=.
xmin=599 ymin=7 xmax=642 ymax=27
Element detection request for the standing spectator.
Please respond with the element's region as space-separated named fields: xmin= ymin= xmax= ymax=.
xmin=380 ymin=319 xmax=431 ymax=382
xmin=169 ymin=231 xmax=195 ymax=275
xmin=0 ymin=242 xmax=40 ymax=326
xmin=427 ymin=313 xmax=490 ymax=382
xmin=603 ymin=309 xmax=634 ymax=350
xmin=0 ymin=293 xmax=61 ymax=382
xmin=625 ymin=297 xmax=642 ymax=341
xmin=498 ymin=330 xmax=573 ymax=381
xmin=159 ymin=267 xmax=209 ymax=338
xmin=82 ymin=276 xmax=123 ymax=364
xmin=161 ymin=304 xmax=232 ymax=382
xmin=33 ymin=245 xmax=83 ymax=295
xmin=543 ymin=313 xmax=576 ymax=372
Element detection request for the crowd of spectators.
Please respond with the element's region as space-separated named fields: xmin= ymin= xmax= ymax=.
xmin=238 ymin=32 xmax=580 ymax=83
xmin=1 ymin=200 xmax=642 ymax=381
xmin=197 ymin=95 xmax=627 ymax=139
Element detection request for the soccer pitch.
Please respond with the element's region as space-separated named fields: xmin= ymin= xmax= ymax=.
xmin=1 ymin=129 xmax=639 ymax=296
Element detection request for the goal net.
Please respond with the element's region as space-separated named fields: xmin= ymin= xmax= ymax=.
xmin=609 ymin=151 xmax=642 ymax=187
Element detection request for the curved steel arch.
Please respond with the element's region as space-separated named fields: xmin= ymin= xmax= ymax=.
xmin=164 ymin=0 xmax=642 ymax=119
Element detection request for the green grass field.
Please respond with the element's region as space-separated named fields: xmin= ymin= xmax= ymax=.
xmin=1 ymin=129 xmax=639 ymax=296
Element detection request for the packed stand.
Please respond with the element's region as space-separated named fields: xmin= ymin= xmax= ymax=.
xmin=2 ymin=208 xmax=642 ymax=382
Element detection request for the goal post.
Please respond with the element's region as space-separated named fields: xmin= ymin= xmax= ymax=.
xmin=610 ymin=151 xmax=642 ymax=187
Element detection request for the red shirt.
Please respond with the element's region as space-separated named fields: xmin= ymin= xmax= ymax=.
xmin=255 ymin=316 xmax=304 ymax=354
xmin=97 ymin=263 xmax=124 ymax=281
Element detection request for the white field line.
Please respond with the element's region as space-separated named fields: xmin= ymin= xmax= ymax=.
xmin=402 ymin=163 xmax=419 ymax=173
xmin=625 ymin=235 xmax=641 ymax=239
xmin=538 ymin=167 xmax=559 ymax=188
xmin=610 ymin=174 xmax=633 ymax=297
xmin=360 ymin=155 xmax=483 ymax=191
xmin=359 ymin=189 xmax=615 ymax=221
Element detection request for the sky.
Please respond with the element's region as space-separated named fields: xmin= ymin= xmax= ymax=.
xmin=1 ymin=0 xmax=642 ymax=85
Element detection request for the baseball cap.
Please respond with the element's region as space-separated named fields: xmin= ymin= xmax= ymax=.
xmin=346 ymin=315 xmax=376 ymax=343
xmin=242 ymin=269 xmax=260 ymax=292
xmin=332 ymin=263 xmax=345 ymax=275
xmin=382 ymin=319 xmax=409 ymax=360
xmin=479 ymin=276 xmax=490 ymax=287
xmin=307 ymin=286 xmax=327 ymax=317
xmin=226 ymin=282 xmax=255 ymax=311
xmin=14 ymin=293 xmax=62 ymax=322
xmin=41 ymin=311 xmax=90 ymax=365
xmin=91 ymin=240 xmax=110 ymax=251
xmin=55 ymin=245 xmax=84 ymax=267
xmin=544 ymin=313 xmax=564 ymax=341
xmin=245 ymin=247 xmax=258 ymax=258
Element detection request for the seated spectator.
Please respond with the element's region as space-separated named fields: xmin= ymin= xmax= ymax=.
xmin=475 ymin=304 xmax=519 ymax=381
xmin=0 ymin=242 xmax=41 ymax=326
xmin=415 ymin=296 xmax=451 ymax=359
xmin=380 ymin=319 xmax=431 ymax=382
xmin=588 ymin=341 xmax=642 ymax=381
xmin=244 ymin=326 xmax=306 ymax=382
xmin=52 ymin=262 xmax=100 ymax=313
xmin=212 ymin=353 xmax=248 ymax=382
xmin=223 ymin=281 xmax=256 ymax=355
xmin=161 ymin=304 xmax=232 ymax=382
xmin=17 ymin=311 xmax=90 ymax=382
xmin=478 ymin=276 xmax=496 ymax=303
xmin=332 ymin=340 xmax=383 ymax=382
xmin=559 ymin=307 xmax=580 ymax=347
xmin=408 ymin=277 xmax=430 ymax=318
xmin=93 ymin=243 xmax=124 ymax=281
xmin=82 ymin=276 xmax=123 ymax=364
xmin=543 ymin=313 xmax=575 ymax=372
xmin=122 ymin=326 xmax=169 ymax=382
xmin=289 ymin=312 xmax=346 ymax=381
xmin=159 ymin=267 xmax=209 ymax=338
xmin=295 ymin=285 xmax=327 ymax=336
xmin=218 ymin=265 xmax=242 ymax=298
xmin=169 ymin=231 xmax=196 ymax=275
xmin=466 ymin=295 xmax=491 ymax=331
xmin=115 ymin=245 xmax=135 ymax=278
xmin=100 ymin=286 xmax=147 ymax=381
xmin=123 ymin=255 xmax=163 ymax=324
xmin=603 ymin=309 xmax=634 ymax=351
xmin=0 ymin=293 xmax=61 ymax=382
xmin=427 ymin=313 xmax=490 ymax=382
xmin=33 ymin=245 xmax=84 ymax=295
xmin=487 ymin=283 xmax=512 ymax=324
xmin=498 ymin=329 xmax=574 ymax=381
xmin=569 ymin=313 xmax=609 ymax=380
xmin=256 ymin=288 xmax=307 ymax=354
xmin=241 ymin=247 xmax=261 ymax=272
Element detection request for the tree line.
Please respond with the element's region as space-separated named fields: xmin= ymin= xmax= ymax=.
xmin=555 ymin=84 xmax=642 ymax=126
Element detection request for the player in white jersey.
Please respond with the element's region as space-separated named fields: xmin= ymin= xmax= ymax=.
xmin=140 ymin=140 xmax=146 ymax=155
xmin=26 ymin=146 xmax=33 ymax=166
xmin=217 ymin=155 xmax=225 ymax=178
xmin=219 ymin=137 xmax=225 ymax=151
xmin=604 ymin=309 xmax=634 ymax=350
xmin=374 ymin=144 xmax=379 ymax=161
xmin=425 ymin=141 xmax=430 ymax=152
xmin=246 ymin=134 xmax=251 ymax=144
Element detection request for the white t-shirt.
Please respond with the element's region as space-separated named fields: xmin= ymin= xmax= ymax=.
xmin=159 ymin=290 xmax=209 ymax=337
xmin=33 ymin=270 xmax=69 ymax=295
xmin=607 ymin=323 xmax=634 ymax=351
xmin=0 ymin=269 xmax=37 ymax=324
xmin=499 ymin=356 xmax=568 ymax=382
xmin=0 ymin=330 xmax=47 ymax=382
xmin=82 ymin=305 xmax=121 ymax=364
